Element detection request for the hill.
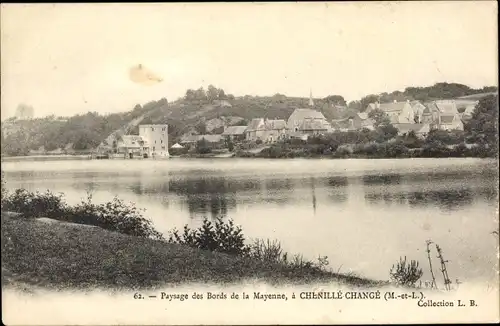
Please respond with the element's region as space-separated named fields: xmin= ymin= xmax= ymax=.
xmin=1 ymin=83 xmax=497 ymax=156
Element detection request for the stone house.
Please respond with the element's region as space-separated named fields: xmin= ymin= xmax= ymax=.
xmin=222 ymin=126 xmax=247 ymax=142
xmin=245 ymin=118 xmax=267 ymax=141
xmin=365 ymin=100 xmax=416 ymax=124
xmin=286 ymin=108 xmax=332 ymax=136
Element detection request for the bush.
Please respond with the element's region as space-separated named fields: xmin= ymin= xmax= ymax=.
xmin=418 ymin=140 xmax=448 ymax=157
xmin=2 ymin=188 xmax=67 ymax=219
xmin=389 ymin=256 xmax=423 ymax=287
xmin=67 ymin=194 xmax=164 ymax=240
xmin=425 ymin=129 xmax=464 ymax=145
xmin=333 ymin=146 xmax=352 ymax=158
xmin=1 ymin=188 xmax=164 ymax=240
xmin=168 ymin=217 xmax=249 ymax=255
xmin=1 ymin=172 xmax=7 ymax=209
xmin=247 ymin=239 xmax=286 ymax=263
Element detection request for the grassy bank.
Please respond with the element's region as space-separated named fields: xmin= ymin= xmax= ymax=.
xmin=1 ymin=212 xmax=381 ymax=291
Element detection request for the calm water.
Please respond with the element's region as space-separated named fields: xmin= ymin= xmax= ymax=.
xmin=2 ymin=158 xmax=498 ymax=285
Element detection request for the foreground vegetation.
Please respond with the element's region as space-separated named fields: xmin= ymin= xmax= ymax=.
xmin=1 ymin=185 xmax=381 ymax=290
xmin=3 ymin=214 xmax=382 ymax=290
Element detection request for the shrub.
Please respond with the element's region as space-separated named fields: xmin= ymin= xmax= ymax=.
xmin=67 ymin=194 xmax=164 ymax=240
xmin=2 ymin=188 xmax=164 ymax=240
xmin=1 ymin=171 xmax=7 ymax=208
xmin=168 ymin=217 xmax=249 ymax=255
xmin=425 ymin=129 xmax=464 ymax=145
xmin=384 ymin=142 xmax=409 ymax=157
xmin=389 ymin=256 xmax=423 ymax=287
xmin=333 ymin=146 xmax=352 ymax=158
xmin=2 ymin=188 xmax=67 ymax=219
xmin=247 ymin=239 xmax=285 ymax=263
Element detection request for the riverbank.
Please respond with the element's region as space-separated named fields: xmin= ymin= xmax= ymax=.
xmin=1 ymin=212 xmax=382 ymax=291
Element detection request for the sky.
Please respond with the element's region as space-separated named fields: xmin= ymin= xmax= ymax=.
xmin=1 ymin=2 xmax=498 ymax=119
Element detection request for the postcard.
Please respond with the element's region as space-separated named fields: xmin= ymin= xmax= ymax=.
xmin=1 ymin=2 xmax=498 ymax=325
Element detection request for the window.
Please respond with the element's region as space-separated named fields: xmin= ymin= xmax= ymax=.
xmin=153 ymin=146 xmax=156 ymax=151
xmin=155 ymin=140 xmax=157 ymax=144
xmin=161 ymin=146 xmax=165 ymax=150
xmin=161 ymin=140 xmax=163 ymax=144
xmin=151 ymin=127 xmax=155 ymax=131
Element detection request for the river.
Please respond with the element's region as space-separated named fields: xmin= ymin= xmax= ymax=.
xmin=2 ymin=157 xmax=498 ymax=286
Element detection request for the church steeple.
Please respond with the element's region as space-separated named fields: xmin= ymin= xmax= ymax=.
xmin=309 ymin=89 xmax=314 ymax=107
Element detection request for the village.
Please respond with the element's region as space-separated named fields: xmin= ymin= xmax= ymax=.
xmin=109 ymin=92 xmax=478 ymax=159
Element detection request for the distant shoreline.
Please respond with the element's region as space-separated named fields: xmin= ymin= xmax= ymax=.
xmin=1 ymin=154 xmax=91 ymax=162
xmin=1 ymin=152 xmax=496 ymax=162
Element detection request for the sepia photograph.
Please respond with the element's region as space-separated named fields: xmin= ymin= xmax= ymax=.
xmin=1 ymin=2 xmax=499 ymax=325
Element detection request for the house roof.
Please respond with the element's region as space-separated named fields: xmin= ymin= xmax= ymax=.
xmin=410 ymin=101 xmax=426 ymax=114
xmin=366 ymin=103 xmax=377 ymax=112
xmin=378 ymin=102 xmax=410 ymax=112
xmin=171 ymin=143 xmax=184 ymax=149
xmin=288 ymin=108 xmax=326 ymax=121
xmin=434 ymin=100 xmax=458 ymax=114
xmin=246 ymin=118 xmax=265 ymax=131
xmin=265 ymin=119 xmax=286 ymax=130
xmin=423 ymin=102 xmax=440 ymax=113
xmin=388 ymin=115 xmax=400 ymax=124
xmin=463 ymin=105 xmax=475 ymax=115
xmin=222 ymin=126 xmax=247 ymax=135
xmin=440 ymin=115 xmax=455 ymax=124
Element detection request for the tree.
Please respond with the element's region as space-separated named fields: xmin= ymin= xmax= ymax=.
xmin=195 ymin=87 xmax=207 ymax=101
xmin=206 ymin=85 xmax=219 ymax=102
xmin=185 ymin=89 xmax=196 ymax=100
xmin=360 ymin=95 xmax=380 ymax=112
xmin=464 ymin=94 xmax=498 ymax=150
xmin=226 ymin=138 xmax=235 ymax=152
xmin=196 ymin=138 xmax=211 ymax=154
xmin=133 ymin=104 xmax=143 ymax=111
xmin=347 ymin=101 xmax=362 ymax=111
xmin=375 ymin=124 xmax=399 ymax=143
xmin=218 ymin=89 xmax=226 ymax=100
xmin=324 ymin=95 xmax=346 ymax=106
xmin=368 ymin=108 xmax=391 ymax=127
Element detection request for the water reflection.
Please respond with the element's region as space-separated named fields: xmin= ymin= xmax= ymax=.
xmin=361 ymin=172 xmax=493 ymax=211
xmin=168 ymin=177 xmax=238 ymax=219
xmin=362 ymin=174 xmax=402 ymax=185
xmin=325 ymin=176 xmax=349 ymax=204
